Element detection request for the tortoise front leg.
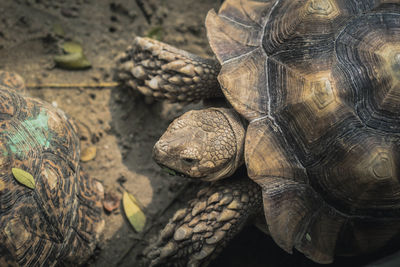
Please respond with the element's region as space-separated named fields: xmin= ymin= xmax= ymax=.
xmin=144 ymin=176 xmax=263 ymax=266
xmin=117 ymin=37 xmax=222 ymax=103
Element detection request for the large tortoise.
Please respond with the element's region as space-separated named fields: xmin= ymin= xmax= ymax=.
xmin=0 ymin=71 xmax=104 ymax=266
xmin=118 ymin=0 xmax=400 ymax=266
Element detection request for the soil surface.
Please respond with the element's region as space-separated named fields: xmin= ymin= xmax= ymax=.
xmin=0 ymin=0 xmax=398 ymax=266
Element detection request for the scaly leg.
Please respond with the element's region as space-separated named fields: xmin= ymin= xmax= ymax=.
xmin=145 ymin=176 xmax=263 ymax=266
xmin=117 ymin=37 xmax=222 ymax=103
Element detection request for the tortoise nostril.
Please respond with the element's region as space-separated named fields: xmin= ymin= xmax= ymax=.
xmin=153 ymin=141 xmax=167 ymax=162
xmin=154 ymin=140 xmax=167 ymax=153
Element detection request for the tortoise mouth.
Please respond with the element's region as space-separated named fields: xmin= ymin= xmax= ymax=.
xmin=158 ymin=164 xmax=189 ymax=178
xmin=157 ymin=163 xmax=209 ymax=180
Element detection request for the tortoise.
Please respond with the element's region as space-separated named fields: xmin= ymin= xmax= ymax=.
xmin=118 ymin=0 xmax=400 ymax=266
xmin=0 ymin=71 xmax=104 ymax=266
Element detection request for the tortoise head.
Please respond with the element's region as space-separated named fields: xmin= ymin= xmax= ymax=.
xmin=153 ymin=108 xmax=245 ymax=181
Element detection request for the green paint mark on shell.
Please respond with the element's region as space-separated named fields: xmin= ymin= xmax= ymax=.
xmin=6 ymin=109 xmax=52 ymax=158
xmin=12 ymin=168 xmax=35 ymax=189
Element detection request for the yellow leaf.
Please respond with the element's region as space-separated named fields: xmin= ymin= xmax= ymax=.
xmin=54 ymin=41 xmax=91 ymax=70
xmin=81 ymin=146 xmax=97 ymax=162
xmin=62 ymin=41 xmax=83 ymax=54
xmin=54 ymin=53 xmax=92 ymax=70
xmin=123 ymin=191 xmax=146 ymax=232
xmin=12 ymin=168 xmax=35 ymax=189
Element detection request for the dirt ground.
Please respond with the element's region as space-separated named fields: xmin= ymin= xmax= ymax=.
xmin=0 ymin=0 xmax=399 ymax=266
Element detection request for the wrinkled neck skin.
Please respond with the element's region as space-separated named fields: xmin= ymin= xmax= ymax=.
xmin=153 ymin=107 xmax=246 ymax=181
xmin=204 ymin=108 xmax=246 ymax=181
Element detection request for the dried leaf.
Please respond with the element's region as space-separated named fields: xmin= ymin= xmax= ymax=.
xmin=12 ymin=168 xmax=35 ymax=189
xmin=103 ymin=191 xmax=120 ymax=212
xmin=123 ymin=191 xmax=146 ymax=232
xmin=81 ymin=146 xmax=97 ymax=162
xmin=62 ymin=41 xmax=83 ymax=54
xmin=54 ymin=41 xmax=91 ymax=70
xmin=54 ymin=53 xmax=92 ymax=70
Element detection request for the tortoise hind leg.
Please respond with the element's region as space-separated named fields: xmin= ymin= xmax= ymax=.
xmin=117 ymin=37 xmax=222 ymax=103
xmin=144 ymin=176 xmax=262 ymax=266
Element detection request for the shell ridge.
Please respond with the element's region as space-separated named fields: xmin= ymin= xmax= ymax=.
xmin=7 ymin=121 xmax=39 ymax=158
xmin=0 ymin=190 xmax=32 ymax=214
xmin=261 ymin=0 xmax=281 ymax=36
xmin=0 ymin=87 xmax=22 ymax=119
xmin=249 ymin=115 xmax=269 ymax=123
xmin=220 ymin=46 xmax=258 ymax=66
xmin=218 ymin=13 xmax=257 ymax=29
xmin=332 ymin=12 xmax=374 ymax=59
xmin=208 ymin=8 xmax=264 ymax=63
xmin=265 ymin=51 xmax=271 ymax=117
xmin=293 ymin=202 xmax=324 ymax=245
xmin=261 ymin=117 xmax=307 ymax=181
xmin=218 ymin=47 xmax=269 ymax=119
xmin=238 ymin=0 xmax=263 ymax=27
xmin=32 ymin=191 xmax=65 ymax=243
xmin=334 ymin=12 xmax=400 ymax=132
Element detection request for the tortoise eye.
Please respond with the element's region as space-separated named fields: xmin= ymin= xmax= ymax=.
xmin=182 ymin=158 xmax=196 ymax=165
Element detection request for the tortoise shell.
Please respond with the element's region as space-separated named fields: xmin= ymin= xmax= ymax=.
xmin=206 ymin=0 xmax=400 ymax=263
xmin=0 ymin=71 xmax=104 ymax=266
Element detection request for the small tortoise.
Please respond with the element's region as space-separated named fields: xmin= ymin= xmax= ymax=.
xmin=0 ymin=71 xmax=104 ymax=266
xmin=118 ymin=0 xmax=400 ymax=266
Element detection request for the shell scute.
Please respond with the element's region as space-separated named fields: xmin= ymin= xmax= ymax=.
xmin=218 ymin=48 xmax=268 ymax=120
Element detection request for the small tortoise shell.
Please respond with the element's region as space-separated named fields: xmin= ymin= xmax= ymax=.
xmin=0 ymin=71 xmax=104 ymax=266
